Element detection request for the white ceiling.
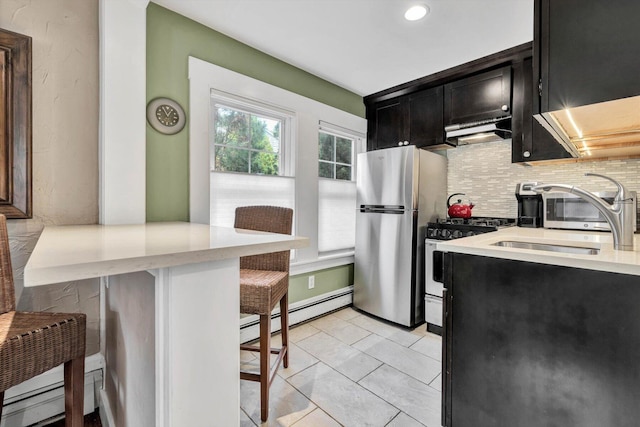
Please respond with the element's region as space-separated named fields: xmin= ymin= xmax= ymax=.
xmin=152 ymin=0 xmax=534 ymax=96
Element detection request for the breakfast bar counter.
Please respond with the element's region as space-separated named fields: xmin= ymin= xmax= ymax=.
xmin=24 ymin=222 xmax=308 ymax=427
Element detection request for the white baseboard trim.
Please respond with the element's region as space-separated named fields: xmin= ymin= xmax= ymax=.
xmin=0 ymin=354 xmax=104 ymax=427
xmin=240 ymin=285 xmax=353 ymax=343
xmin=98 ymin=389 xmax=116 ymax=427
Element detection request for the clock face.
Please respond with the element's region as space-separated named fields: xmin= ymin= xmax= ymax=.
xmin=156 ymin=105 xmax=179 ymax=127
xmin=147 ymin=97 xmax=186 ymax=135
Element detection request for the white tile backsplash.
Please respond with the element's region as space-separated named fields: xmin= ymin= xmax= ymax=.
xmin=446 ymin=139 xmax=640 ymax=220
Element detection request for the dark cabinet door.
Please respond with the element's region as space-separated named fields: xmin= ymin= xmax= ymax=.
xmin=367 ymin=97 xmax=406 ymax=150
xmin=536 ymin=0 xmax=640 ymax=113
xmin=444 ymin=252 xmax=640 ymax=427
xmin=511 ymin=57 xmax=571 ymax=162
xmin=444 ymin=66 xmax=511 ymax=126
xmin=408 ymin=86 xmax=444 ymax=148
xmin=366 ymin=87 xmax=445 ymax=150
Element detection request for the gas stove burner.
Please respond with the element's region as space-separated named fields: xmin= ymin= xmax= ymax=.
xmin=438 ymin=217 xmax=513 ymax=226
xmin=438 ymin=218 xmax=467 ymax=225
xmin=426 ymin=217 xmax=515 ymax=240
xmin=470 ymin=218 xmax=504 ymax=227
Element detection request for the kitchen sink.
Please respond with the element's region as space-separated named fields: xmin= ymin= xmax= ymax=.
xmin=492 ymin=240 xmax=600 ymax=255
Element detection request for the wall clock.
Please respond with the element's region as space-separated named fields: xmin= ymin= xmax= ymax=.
xmin=147 ymin=97 xmax=186 ymax=135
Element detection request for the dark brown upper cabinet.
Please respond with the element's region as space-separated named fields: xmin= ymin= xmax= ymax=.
xmin=0 ymin=28 xmax=32 ymax=219
xmin=534 ymin=0 xmax=640 ymax=159
xmin=367 ymin=97 xmax=404 ymax=150
xmin=366 ymin=85 xmax=444 ymax=151
xmin=535 ymin=0 xmax=640 ymax=114
xmin=407 ymin=87 xmax=444 ymax=149
xmin=511 ymin=57 xmax=571 ymax=163
xmin=444 ymin=66 xmax=511 ymax=126
xmin=364 ymin=43 xmax=536 ymax=157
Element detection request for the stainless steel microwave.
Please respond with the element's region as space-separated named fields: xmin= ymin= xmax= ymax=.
xmin=543 ymin=191 xmax=637 ymax=231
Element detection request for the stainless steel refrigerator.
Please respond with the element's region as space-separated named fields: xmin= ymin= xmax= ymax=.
xmin=354 ymin=146 xmax=447 ymax=327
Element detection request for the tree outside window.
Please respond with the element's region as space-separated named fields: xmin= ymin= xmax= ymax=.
xmin=318 ymin=132 xmax=353 ymax=181
xmin=213 ymin=106 xmax=281 ymax=175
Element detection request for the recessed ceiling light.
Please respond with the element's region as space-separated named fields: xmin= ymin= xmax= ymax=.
xmin=405 ymin=5 xmax=429 ymax=21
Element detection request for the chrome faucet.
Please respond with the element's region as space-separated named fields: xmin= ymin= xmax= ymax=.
xmin=531 ymin=173 xmax=636 ymax=251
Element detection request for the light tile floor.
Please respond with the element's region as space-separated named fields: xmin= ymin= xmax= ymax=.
xmin=240 ymin=307 xmax=443 ymax=427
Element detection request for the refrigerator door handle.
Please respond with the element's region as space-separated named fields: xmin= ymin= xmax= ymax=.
xmin=359 ymin=204 xmax=406 ymax=214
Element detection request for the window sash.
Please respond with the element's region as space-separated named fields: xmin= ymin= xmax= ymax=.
xmin=210 ymin=91 xmax=294 ymax=177
xmin=318 ymin=131 xmax=355 ymax=181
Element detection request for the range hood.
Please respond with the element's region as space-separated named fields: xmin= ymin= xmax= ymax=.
xmin=445 ymin=116 xmax=512 ymax=146
xmin=535 ymin=95 xmax=640 ymax=159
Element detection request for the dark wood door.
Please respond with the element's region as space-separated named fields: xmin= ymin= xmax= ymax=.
xmin=536 ymin=0 xmax=640 ymax=113
xmin=367 ymin=97 xmax=406 ymax=150
xmin=407 ymin=86 xmax=444 ymax=148
xmin=444 ymin=66 xmax=512 ymax=126
xmin=511 ymin=57 xmax=570 ymax=162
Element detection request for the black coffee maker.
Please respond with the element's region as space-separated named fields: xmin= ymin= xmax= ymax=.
xmin=515 ymin=182 xmax=543 ymax=228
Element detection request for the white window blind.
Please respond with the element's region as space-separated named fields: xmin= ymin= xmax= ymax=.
xmin=210 ymin=172 xmax=295 ymax=227
xmin=317 ymin=122 xmax=364 ymax=255
xmin=318 ymin=178 xmax=357 ymax=253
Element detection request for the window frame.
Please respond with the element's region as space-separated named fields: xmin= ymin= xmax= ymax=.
xmin=189 ymin=56 xmax=368 ymax=272
xmin=317 ymin=122 xmax=366 ymax=257
xmin=318 ymin=121 xmax=365 ymax=182
xmin=210 ymin=90 xmax=295 ymax=177
xmin=318 ymin=130 xmax=355 ymax=182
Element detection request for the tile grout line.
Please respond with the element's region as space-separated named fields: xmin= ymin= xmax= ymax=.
xmin=243 ymin=308 xmax=442 ymax=426
xmin=284 ymin=360 xmax=400 ymax=426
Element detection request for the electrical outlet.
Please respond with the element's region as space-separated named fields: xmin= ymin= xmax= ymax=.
xmin=308 ymin=275 xmax=315 ymax=289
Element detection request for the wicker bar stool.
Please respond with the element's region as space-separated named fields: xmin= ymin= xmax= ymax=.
xmin=236 ymin=205 xmax=293 ymax=422
xmin=0 ymin=215 xmax=86 ymax=427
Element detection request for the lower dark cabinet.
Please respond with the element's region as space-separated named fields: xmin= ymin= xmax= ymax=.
xmin=443 ymin=253 xmax=640 ymax=427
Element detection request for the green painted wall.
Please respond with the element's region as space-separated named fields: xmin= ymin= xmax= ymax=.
xmin=289 ymin=264 xmax=354 ymax=305
xmin=146 ymin=3 xmax=365 ymax=221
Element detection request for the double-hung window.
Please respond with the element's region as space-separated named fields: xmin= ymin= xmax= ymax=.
xmin=318 ymin=132 xmax=353 ymax=181
xmin=209 ymin=92 xmax=295 ymax=228
xmin=317 ymin=122 xmax=364 ymax=255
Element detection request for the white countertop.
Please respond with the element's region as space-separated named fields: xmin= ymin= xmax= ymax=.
xmin=24 ymin=222 xmax=309 ymax=286
xmin=436 ymin=227 xmax=640 ymax=276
